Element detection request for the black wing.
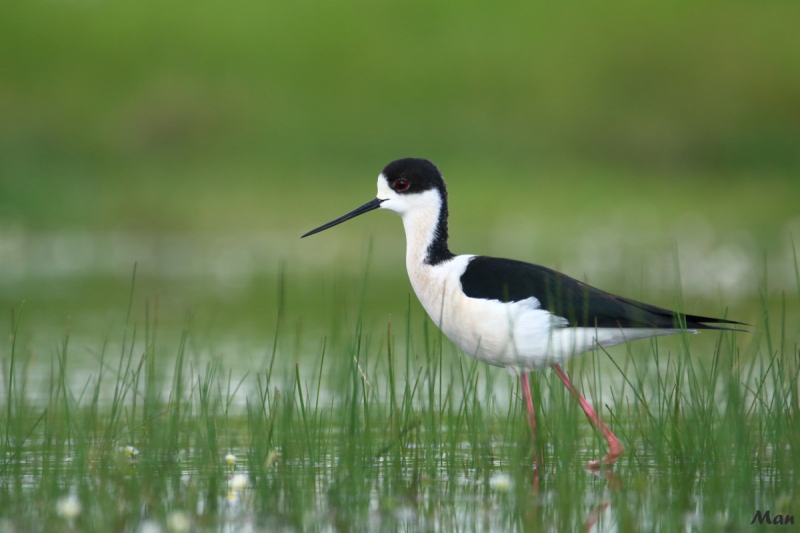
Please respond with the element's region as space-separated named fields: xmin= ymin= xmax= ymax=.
xmin=459 ymin=256 xmax=746 ymax=330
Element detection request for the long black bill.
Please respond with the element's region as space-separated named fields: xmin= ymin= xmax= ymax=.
xmin=301 ymin=198 xmax=386 ymax=238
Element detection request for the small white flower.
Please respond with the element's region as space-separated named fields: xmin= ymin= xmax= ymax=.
xmin=56 ymin=494 xmax=82 ymax=519
xmin=225 ymin=453 xmax=236 ymax=465
xmin=138 ymin=519 xmax=163 ymax=533
xmin=489 ymin=473 xmax=513 ymax=492
xmin=684 ymin=510 xmax=702 ymax=527
xmin=166 ymin=510 xmax=191 ymax=533
xmin=121 ymin=445 xmax=140 ymax=457
xmin=229 ymin=474 xmax=249 ymax=490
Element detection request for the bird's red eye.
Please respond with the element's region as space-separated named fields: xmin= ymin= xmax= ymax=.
xmin=395 ymin=179 xmax=410 ymax=191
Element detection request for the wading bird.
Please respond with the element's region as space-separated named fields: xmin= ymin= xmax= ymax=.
xmin=302 ymin=158 xmax=743 ymax=472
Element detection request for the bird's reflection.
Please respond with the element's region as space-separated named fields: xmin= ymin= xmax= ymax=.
xmin=584 ymin=469 xmax=623 ymax=533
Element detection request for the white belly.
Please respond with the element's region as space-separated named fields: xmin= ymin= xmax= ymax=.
xmin=409 ymin=255 xmax=683 ymax=371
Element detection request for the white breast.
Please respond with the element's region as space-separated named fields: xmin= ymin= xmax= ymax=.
xmin=407 ymin=255 xmax=554 ymax=369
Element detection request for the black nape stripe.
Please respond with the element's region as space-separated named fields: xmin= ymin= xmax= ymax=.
xmin=425 ymin=183 xmax=455 ymax=266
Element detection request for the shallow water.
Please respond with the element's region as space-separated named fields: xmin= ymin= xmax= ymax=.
xmin=1 ymin=235 xmax=798 ymax=532
xmin=2 ymin=429 xmax=792 ymax=533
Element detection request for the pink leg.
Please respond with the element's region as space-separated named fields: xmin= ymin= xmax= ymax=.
xmin=519 ymin=372 xmax=544 ymax=483
xmin=552 ymin=364 xmax=624 ymax=470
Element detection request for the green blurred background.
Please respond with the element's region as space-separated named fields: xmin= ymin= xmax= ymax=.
xmin=1 ymin=0 xmax=799 ymax=358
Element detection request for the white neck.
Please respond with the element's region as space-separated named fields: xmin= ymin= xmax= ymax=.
xmin=376 ymin=175 xmax=450 ymax=269
xmin=399 ymin=189 xmax=443 ymax=270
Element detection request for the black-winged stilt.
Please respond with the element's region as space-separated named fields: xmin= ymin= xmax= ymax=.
xmin=302 ymin=158 xmax=743 ymax=472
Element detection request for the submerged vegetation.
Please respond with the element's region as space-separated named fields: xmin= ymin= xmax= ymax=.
xmin=1 ymin=261 xmax=798 ymax=533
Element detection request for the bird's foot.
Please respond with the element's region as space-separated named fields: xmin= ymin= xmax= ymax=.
xmin=531 ymin=452 xmax=545 ymax=493
xmin=584 ymin=442 xmax=624 ymax=472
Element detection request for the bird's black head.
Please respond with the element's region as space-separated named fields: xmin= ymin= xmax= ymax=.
xmin=301 ymin=157 xmax=454 ymax=266
xmin=381 ymin=158 xmax=447 ymax=196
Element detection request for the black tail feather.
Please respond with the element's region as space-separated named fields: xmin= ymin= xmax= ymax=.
xmin=683 ymin=313 xmax=750 ymax=332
